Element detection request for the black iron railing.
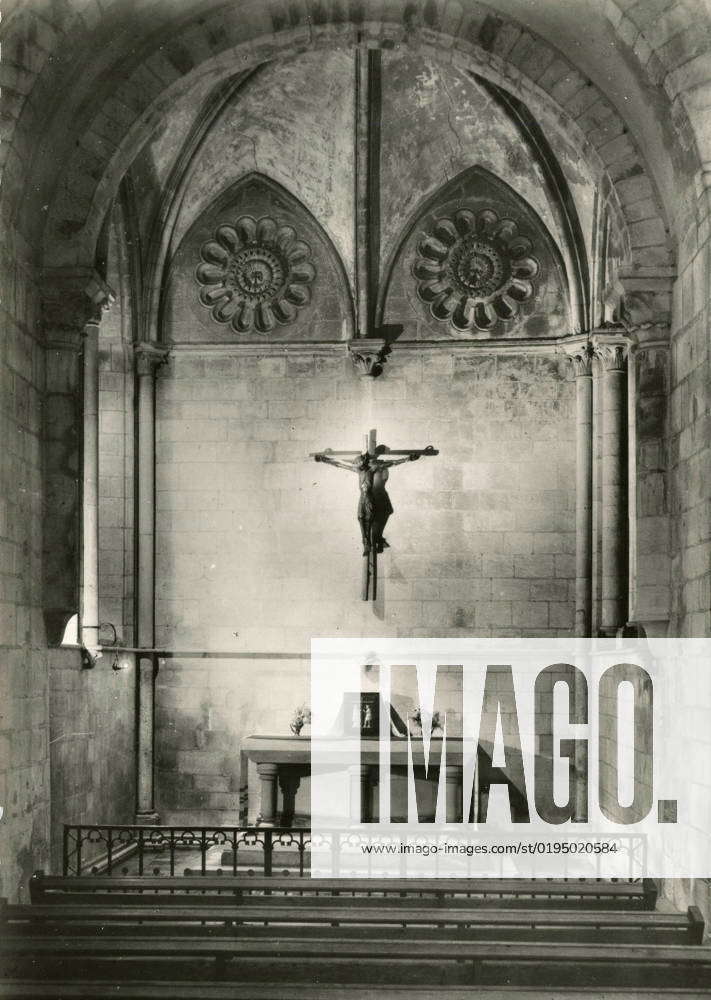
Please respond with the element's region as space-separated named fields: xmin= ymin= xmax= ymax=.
xmin=62 ymin=824 xmax=312 ymax=877
xmin=62 ymin=824 xmax=647 ymax=879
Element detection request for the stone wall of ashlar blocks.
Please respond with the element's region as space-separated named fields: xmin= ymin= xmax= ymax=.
xmin=669 ymin=181 xmax=711 ymax=639
xmin=49 ymin=647 xmax=137 ymax=871
xmin=663 ymin=176 xmax=711 ymax=925
xmin=154 ymin=347 xmax=576 ymax=822
xmin=0 ymin=226 xmax=51 ymax=900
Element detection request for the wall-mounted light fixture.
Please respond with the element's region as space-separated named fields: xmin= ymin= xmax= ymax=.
xmin=80 ymin=622 xmax=128 ymax=671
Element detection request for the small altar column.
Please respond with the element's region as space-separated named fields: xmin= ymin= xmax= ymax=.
xmin=350 ymin=764 xmax=372 ymax=823
xmin=278 ymin=772 xmax=302 ymax=828
xmin=257 ymin=763 xmax=279 ymax=826
xmin=445 ymin=765 xmax=463 ymax=823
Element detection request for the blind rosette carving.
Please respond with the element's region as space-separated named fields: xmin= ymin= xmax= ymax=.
xmin=196 ymin=215 xmax=316 ymax=334
xmin=413 ymin=208 xmax=540 ymax=332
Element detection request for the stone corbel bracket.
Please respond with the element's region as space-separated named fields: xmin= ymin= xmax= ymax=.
xmin=85 ymin=273 xmax=116 ymax=317
xmin=42 ymin=268 xmax=116 ymax=349
xmin=615 ymin=270 xmax=674 ymax=344
xmin=135 ymin=340 xmax=171 ymax=374
xmin=347 ymin=338 xmax=387 ymax=377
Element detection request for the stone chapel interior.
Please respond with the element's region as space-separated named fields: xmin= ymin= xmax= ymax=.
xmin=2 ymin=0 xmax=710 ymax=943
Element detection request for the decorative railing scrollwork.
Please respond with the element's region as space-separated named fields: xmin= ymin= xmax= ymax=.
xmin=62 ymin=824 xmax=646 ymax=880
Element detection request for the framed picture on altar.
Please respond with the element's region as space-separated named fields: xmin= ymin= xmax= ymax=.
xmin=342 ymin=692 xmax=380 ymax=737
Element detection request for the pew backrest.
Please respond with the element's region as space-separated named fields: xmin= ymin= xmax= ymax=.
xmin=30 ymin=872 xmax=657 ymax=909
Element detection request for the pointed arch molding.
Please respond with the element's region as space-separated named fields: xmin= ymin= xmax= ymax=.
xmin=162 ymin=173 xmax=354 ymax=344
xmin=379 ymin=167 xmax=571 ymax=340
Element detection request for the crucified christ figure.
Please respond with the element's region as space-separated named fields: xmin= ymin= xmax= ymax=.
xmin=315 ymin=447 xmax=421 ymax=555
xmin=311 ymin=431 xmax=438 ymax=600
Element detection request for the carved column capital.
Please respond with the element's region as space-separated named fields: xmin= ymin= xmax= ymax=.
xmin=562 ymin=340 xmax=595 ymax=377
xmin=135 ymin=341 xmax=170 ymax=376
xmin=591 ymin=332 xmax=631 ymax=373
xmin=348 ymin=338 xmax=387 ymax=377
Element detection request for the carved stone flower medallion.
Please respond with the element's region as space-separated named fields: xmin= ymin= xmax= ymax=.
xmin=413 ymin=208 xmax=540 ymax=332
xmin=196 ymin=216 xmax=316 ymax=334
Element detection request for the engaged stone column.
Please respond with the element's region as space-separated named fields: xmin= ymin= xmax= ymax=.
xmin=42 ymin=271 xmax=114 ymax=648
xmin=593 ymin=335 xmax=630 ymax=635
xmin=135 ymin=342 xmax=169 ymax=822
xmin=565 ymin=342 xmax=595 ymax=637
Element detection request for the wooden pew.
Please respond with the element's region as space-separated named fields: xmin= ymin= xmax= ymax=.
xmin=2 ymin=933 xmax=711 ymax=981
xmin=3 ymin=900 xmax=704 ymax=942
xmin=2 ymin=983 xmax=709 ymax=1000
xmin=29 ymin=873 xmax=658 ymax=909
xmin=4 ymin=878 xmax=708 ymax=991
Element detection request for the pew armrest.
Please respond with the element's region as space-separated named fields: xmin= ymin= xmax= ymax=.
xmin=29 ymin=871 xmax=46 ymax=905
xmin=688 ymin=905 xmax=705 ymax=944
xmin=642 ymin=878 xmax=658 ymax=911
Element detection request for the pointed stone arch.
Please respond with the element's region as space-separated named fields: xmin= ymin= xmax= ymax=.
xmin=161 ymin=172 xmax=354 ymax=343
xmin=379 ymin=165 xmax=572 ymax=340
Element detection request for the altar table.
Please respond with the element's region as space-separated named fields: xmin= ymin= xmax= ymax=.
xmin=240 ymin=735 xmax=486 ymax=827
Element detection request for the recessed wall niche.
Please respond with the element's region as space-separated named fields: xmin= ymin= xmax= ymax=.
xmin=163 ymin=174 xmax=354 ymax=343
xmin=380 ymin=167 xmax=569 ymax=340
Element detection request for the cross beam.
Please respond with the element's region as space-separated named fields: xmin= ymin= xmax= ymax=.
xmin=308 ymin=447 xmax=438 ymax=456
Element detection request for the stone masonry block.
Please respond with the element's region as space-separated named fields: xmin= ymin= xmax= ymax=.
xmin=514 ymin=554 xmax=554 ymax=578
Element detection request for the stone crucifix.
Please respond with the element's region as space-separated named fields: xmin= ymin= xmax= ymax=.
xmin=311 ymin=429 xmax=438 ymax=600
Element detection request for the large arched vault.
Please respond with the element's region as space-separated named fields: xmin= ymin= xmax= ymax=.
xmin=2 ymin=0 xmax=693 ymax=282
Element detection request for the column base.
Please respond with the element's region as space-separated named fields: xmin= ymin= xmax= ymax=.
xmin=598 ymin=623 xmax=648 ymax=639
xmin=135 ymin=811 xmax=160 ymax=825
